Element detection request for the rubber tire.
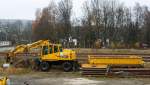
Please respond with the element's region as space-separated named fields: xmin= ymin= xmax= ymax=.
xmin=73 ymin=61 xmax=80 ymax=71
xmin=62 ymin=62 xmax=73 ymax=72
xmin=40 ymin=62 xmax=50 ymax=71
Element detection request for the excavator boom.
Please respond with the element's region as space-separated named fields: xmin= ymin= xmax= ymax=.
xmin=8 ymin=40 xmax=50 ymax=57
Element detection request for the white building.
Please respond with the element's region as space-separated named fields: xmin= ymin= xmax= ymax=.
xmin=0 ymin=41 xmax=12 ymax=47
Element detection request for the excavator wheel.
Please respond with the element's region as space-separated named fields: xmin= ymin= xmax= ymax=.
xmin=62 ymin=62 xmax=73 ymax=72
xmin=40 ymin=62 xmax=51 ymax=71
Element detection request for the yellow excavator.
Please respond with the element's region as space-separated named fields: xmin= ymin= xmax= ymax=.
xmin=7 ymin=40 xmax=78 ymax=72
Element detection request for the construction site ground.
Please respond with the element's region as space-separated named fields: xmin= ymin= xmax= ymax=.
xmin=1 ymin=47 xmax=150 ymax=85
xmin=2 ymin=71 xmax=149 ymax=85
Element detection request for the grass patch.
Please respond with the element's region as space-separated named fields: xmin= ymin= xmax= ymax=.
xmin=0 ymin=67 xmax=32 ymax=76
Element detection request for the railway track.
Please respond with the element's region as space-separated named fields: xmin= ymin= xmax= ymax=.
xmin=78 ymin=53 xmax=150 ymax=77
xmin=114 ymin=68 xmax=150 ymax=77
xmin=81 ymin=68 xmax=107 ymax=76
xmin=81 ymin=67 xmax=150 ymax=77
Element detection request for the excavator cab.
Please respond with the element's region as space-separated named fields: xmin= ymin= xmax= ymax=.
xmin=41 ymin=44 xmax=62 ymax=60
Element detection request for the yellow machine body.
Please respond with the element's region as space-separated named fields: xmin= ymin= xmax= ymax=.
xmin=82 ymin=64 xmax=108 ymax=68
xmin=82 ymin=55 xmax=144 ymax=68
xmin=40 ymin=44 xmax=76 ymax=61
xmin=8 ymin=40 xmax=76 ymax=62
xmin=89 ymin=55 xmax=144 ymax=65
xmin=0 ymin=77 xmax=7 ymax=85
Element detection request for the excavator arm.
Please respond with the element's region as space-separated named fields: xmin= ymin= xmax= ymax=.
xmin=27 ymin=40 xmax=49 ymax=49
xmin=7 ymin=40 xmax=50 ymax=61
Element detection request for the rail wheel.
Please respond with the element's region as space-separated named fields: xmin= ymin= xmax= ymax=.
xmin=40 ymin=62 xmax=51 ymax=71
xmin=62 ymin=62 xmax=73 ymax=72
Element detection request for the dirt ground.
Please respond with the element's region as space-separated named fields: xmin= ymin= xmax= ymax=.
xmin=2 ymin=71 xmax=149 ymax=85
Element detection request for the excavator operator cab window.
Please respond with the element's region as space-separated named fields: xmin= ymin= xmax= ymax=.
xmin=43 ymin=46 xmax=48 ymax=55
xmin=49 ymin=45 xmax=53 ymax=54
xmin=54 ymin=46 xmax=58 ymax=53
xmin=59 ymin=46 xmax=63 ymax=52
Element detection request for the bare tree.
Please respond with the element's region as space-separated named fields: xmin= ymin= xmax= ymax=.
xmin=143 ymin=6 xmax=150 ymax=45
xmin=32 ymin=1 xmax=58 ymax=42
xmin=58 ymin=0 xmax=73 ymax=41
xmin=31 ymin=0 xmax=150 ymax=48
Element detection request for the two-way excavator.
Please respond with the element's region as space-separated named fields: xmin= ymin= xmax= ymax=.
xmin=6 ymin=40 xmax=78 ymax=72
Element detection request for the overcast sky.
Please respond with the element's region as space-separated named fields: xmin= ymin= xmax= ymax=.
xmin=0 ymin=0 xmax=150 ymax=20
